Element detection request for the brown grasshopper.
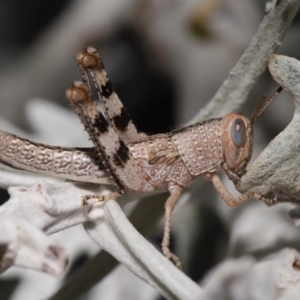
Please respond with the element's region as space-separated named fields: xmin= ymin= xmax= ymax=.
xmin=0 ymin=46 xmax=281 ymax=268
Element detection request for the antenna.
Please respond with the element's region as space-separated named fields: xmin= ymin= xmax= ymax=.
xmin=250 ymin=86 xmax=283 ymax=125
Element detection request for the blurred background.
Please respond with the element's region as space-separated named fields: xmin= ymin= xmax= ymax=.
xmin=0 ymin=0 xmax=300 ymax=299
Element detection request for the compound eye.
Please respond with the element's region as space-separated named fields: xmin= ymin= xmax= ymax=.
xmin=231 ymin=118 xmax=246 ymax=148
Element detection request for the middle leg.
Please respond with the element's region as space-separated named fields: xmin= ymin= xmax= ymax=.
xmin=162 ymin=184 xmax=182 ymax=269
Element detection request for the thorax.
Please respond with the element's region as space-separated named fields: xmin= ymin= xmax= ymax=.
xmin=128 ymin=118 xmax=223 ymax=191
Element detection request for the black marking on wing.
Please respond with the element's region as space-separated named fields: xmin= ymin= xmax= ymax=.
xmin=113 ymin=107 xmax=131 ymax=132
xmin=101 ymin=80 xmax=114 ymax=98
xmin=113 ymin=140 xmax=130 ymax=167
xmin=94 ymin=112 xmax=109 ymax=133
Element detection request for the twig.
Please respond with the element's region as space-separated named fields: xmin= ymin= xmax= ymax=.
xmin=189 ymin=0 xmax=300 ymax=124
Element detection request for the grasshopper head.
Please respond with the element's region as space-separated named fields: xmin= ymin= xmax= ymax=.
xmin=221 ymin=114 xmax=253 ymax=176
xmin=221 ymin=86 xmax=282 ymax=179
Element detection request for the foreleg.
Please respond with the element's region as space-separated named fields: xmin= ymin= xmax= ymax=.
xmin=211 ymin=174 xmax=277 ymax=207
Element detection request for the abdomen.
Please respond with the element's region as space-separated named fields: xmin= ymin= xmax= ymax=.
xmin=0 ymin=131 xmax=111 ymax=184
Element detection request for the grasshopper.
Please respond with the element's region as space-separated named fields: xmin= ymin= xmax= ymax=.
xmin=0 ymin=46 xmax=281 ymax=268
